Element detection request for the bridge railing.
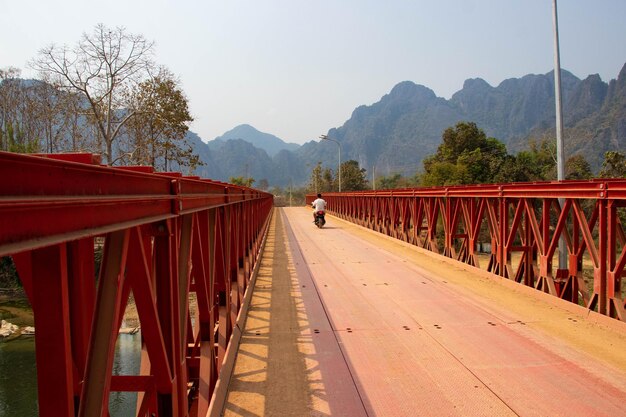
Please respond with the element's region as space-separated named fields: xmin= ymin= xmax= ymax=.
xmin=307 ymin=179 xmax=626 ymax=320
xmin=0 ymin=151 xmax=274 ymax=417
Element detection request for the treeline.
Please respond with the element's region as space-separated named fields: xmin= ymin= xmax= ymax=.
xmin=0 ymin=24 xmax=199 ymax=171
xmin=306 ymin=122 xmax=626 ymax=193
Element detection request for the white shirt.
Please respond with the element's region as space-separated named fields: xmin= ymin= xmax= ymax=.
xmin=311 ymin=198 xmax=326 ymax=211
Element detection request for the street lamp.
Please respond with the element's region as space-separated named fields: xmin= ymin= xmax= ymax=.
xmin=552 ymin=0 xmax=567 ymax=271
xmin=320 ymin=134 xmax=342 ymax=192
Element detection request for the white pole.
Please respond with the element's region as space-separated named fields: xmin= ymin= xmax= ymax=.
xmin=552 ymin=0 xmax=565 ymax=183
xmin=552 ymin=0 xmax=567 ymax=270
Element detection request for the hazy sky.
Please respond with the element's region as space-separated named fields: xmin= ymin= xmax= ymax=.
xmin=1 ymin=1 xmax=625 ymax=144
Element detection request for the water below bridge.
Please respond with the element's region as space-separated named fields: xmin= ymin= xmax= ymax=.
xmin=0 ymin=331 xmax=141 ymax=417
xmin=221 ymin=207 xmax=626 ymax=417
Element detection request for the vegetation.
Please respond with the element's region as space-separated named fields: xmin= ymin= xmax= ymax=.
xmin=306 ymin=121 xmax=609 ymax=192
xmin=564 ymin=154 xmax=593 ymax=180
xmin=307 ymin=162 xmax=334 ymax=193
xmin=380 ymin=121 xmax=597 ymax=189
xmin=271 ymin=186 xmax=307 ymax=207
xmin=307 ymin=159 xmax=368 ymax=193
xmin=31 ymin=24 xmax=153 ymax=164
xmin=257 ymin=179 xmax=269 ymax=191
xmin=0 ymin=257 xmax=19 ymax=289
xmin=339 ymin=160 xmax=369 ymax=191
xmin=421 ymin=122 xmax=508 ymax=186
xmin=0 ymin=68 xmax=42 ymax=154
xmin=375 ymin=173 xmax=418 ymax=190
xmin=1 ymin=24 xmax=199 ymax=171
xmin=508 ymin=140 xmax=557 ymax=181
xmin=599 ymin=151 xmax=626 ymax=178
xmin=125 ymin=68 xmax=198 ymax=171
xmin=229 ymin=176 xmax=256 ymax=187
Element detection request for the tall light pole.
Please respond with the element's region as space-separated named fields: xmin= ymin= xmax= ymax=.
xmin=552 ymin=0 xmax=567 ymax=271
xmin=320 ymin=134 xmax=342 ymax=192
xmin=552 ymin=0 xmax=565 ymax=182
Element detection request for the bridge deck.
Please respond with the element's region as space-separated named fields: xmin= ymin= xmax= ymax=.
xmin=221 ymin=207 xmax=626 ymax=416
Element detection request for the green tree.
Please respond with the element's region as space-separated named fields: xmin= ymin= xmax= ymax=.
xmin=376 ymin=173 xmax=417 ymax=190
xmin=599 ymin=151 xmax=626 ymax=178
xmin=565 ymin=154 xmax=592 ymax=180
xmin=491 ymin=155 xmax=531 ymax=183
xmin=518 ymin=142 xmax=592 ymax=181
xmin=420 ymin=161 xmax=459 ymax=187
xmin=421 ymin=122 xmax=507 ymax=186
xmin=322 ymin=167 xmax=335 ymax=192
xmin=229 ymin=176 xmax=255 ymax=187
xmin=511 ymin=140 xmax=556 ymax=182
xmin=4 ymin=121 xmax=39 ymax=153
xmin=308 ymin=162 xmax=323 ymax=193
xmin=339 ymin=160 xmax=368 ymax=191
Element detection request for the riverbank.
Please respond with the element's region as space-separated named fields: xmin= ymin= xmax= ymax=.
xmin=0 ymin=292 xmax=197 ymax=341
xmin=0 ymin=294 xmax=33 ymax=326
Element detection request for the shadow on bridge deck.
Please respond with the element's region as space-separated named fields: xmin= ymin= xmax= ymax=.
xmin=221 ymin=209 xmax=366 ymax=417
xmin=220 ymin=207 xmax=626 ymax=417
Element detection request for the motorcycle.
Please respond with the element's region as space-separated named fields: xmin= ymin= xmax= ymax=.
xmin=314 ymin=210 xmax=326 ymax=228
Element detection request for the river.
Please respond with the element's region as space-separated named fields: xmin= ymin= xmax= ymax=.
xmin=0 ymin=332 xmax=142 ymax=416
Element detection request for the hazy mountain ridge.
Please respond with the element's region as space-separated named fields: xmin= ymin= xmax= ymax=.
xmin=213 ymin=124 xmax=300 ymax=156
xmin=190 ymin=62 xmax=626 ymax=186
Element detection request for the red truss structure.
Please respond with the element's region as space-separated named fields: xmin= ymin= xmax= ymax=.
xmin=0 ymin=151 xmax=273 ymax=417
xmin=308 ymin=179 xmax=626 ymax=320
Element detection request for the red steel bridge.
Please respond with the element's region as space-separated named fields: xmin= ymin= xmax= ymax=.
xmin=1 ymin=151 xmax=626 ymax=416
xmin=311 ymin=179 xmax=626 ymax=318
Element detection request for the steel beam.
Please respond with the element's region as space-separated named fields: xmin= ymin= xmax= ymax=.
xmin=1 ymin=151 xmax=273 ymax=417
xmin=309 ymin=178 xmax=626 ymax=321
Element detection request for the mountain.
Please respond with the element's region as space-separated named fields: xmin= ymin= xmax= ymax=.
xmin=301 ymin=64 xmax=625 ymax=176
xmin=450 ymin=70 xmax=581 ymax=142
xmin=6 ymin=63 xmax=624 ymax=188
xmin=203 ymin=138 xmax=276 ymax=182
xmin=188 ymin=63 xmax=626 ymax=185
xmin=295 ymin=82 xmax=458 ymax=176
xmin=507 ymin=64 xmax=626 ymax=169
xmin=570 ymin=69 xmax=626 ymax=168
xmin=212 ymin=124 xmax=300 ymax=157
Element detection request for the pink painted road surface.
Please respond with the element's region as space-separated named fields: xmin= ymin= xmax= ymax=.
xmin=226 ymin=208 xmax=626 ymax=416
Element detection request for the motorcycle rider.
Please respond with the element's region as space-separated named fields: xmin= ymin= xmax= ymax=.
xmin=311 ymin=193 xmax=327 ymax=222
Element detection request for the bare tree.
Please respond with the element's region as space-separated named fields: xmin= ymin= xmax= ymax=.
xmin=31 ymin=24 xmax=155 ymax=164
xmin=31 ymin=77 xmax=69 ymax=153
xmin=63 ymin=89 xmax=93 ymax=152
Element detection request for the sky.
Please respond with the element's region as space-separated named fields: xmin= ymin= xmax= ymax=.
xmin=1 ymin=1 xmax=625 ymax=144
